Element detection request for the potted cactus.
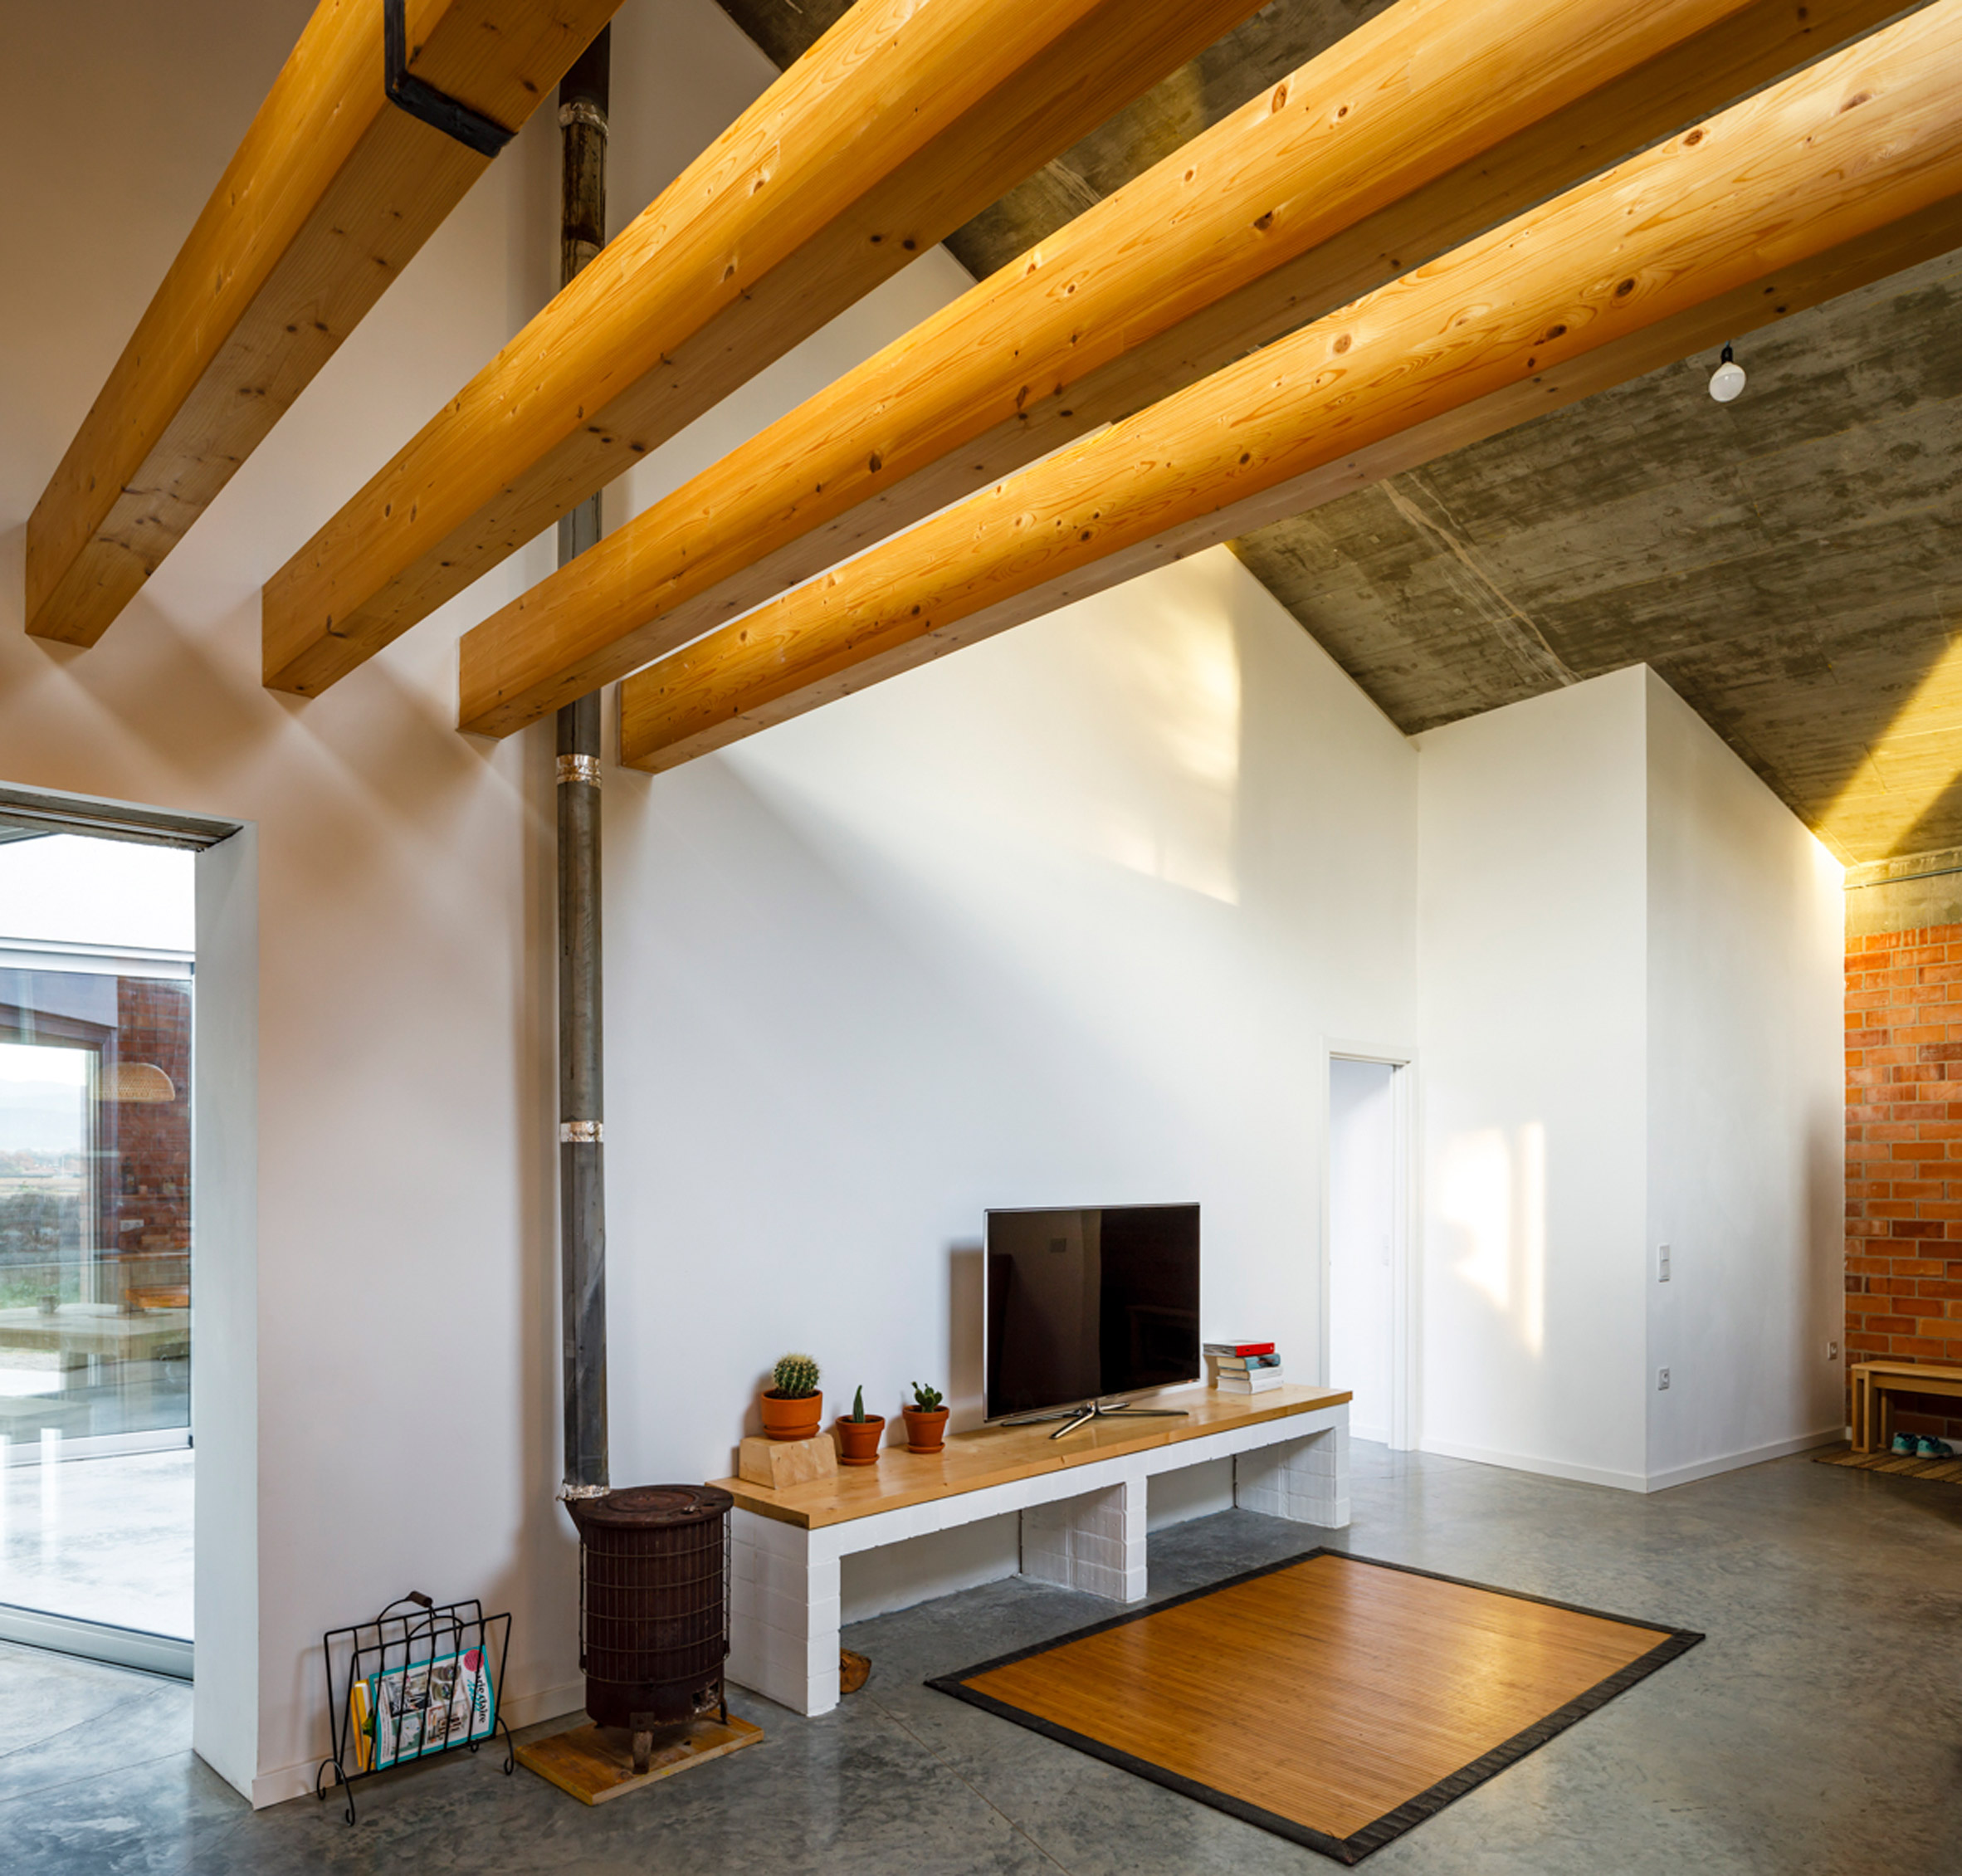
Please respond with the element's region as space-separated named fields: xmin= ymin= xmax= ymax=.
xmin=835 ymin=1385 xmax=886 ymax=1466
xmin=760 ymin=1352 xmax=823 ymax=1442
xmin=902 ymin=1380 xmax=949 ymax=1453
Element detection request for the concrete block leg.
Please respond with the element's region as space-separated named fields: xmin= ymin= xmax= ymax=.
xmin=728 ymin=1509 xmax=842 ymax=1717
xmin=1019 ymin=1474 xmax=1147 ymax=1601
xmin=1233 ymin=1423 xmax=1349 ymax=1529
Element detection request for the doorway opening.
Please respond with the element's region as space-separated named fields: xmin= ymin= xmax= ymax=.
xmin=0 ymin=815 xmax=200 ymax=1673
xmin=1325 ymin=1048 xmax=1414 ymax=1450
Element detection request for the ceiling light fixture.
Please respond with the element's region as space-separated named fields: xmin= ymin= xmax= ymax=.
xmin=1708 ymin=340 xmax=1746 ymax=403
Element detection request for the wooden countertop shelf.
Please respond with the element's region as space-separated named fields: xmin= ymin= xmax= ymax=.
xmin=710 ymin=1384 xmax=1350 ymax=1529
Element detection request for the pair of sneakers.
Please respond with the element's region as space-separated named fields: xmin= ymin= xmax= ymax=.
xmin=1890 ymin=1431 xmax=1954 ymax=1458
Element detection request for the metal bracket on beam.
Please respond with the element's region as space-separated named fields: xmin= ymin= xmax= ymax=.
xmin=559 ymin=1121 xmax=603 ymax=1144
xmin=556 ymin=754 xmax=601 ymax=787
xmin=383 ymin=0 xmax=517 ymax=158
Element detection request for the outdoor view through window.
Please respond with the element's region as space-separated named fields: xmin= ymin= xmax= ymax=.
xmin=0 ymin=828 xmax=194 ymax=1646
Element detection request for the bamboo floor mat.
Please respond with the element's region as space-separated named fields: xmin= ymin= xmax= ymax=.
xmin=1813 ymin=1442 xmax=1962 ymax=1485
xmin=930 ymin=1550 xmax=1701 ymax=1865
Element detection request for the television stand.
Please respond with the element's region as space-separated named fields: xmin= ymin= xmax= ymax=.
xmin=1001 ymin=1399 xmax=1192 ymax=1441
xmin=712 ymin=1385 xmax=1352 ymax=1716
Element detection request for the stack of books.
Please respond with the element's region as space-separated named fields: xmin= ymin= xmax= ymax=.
xmin=1204 ymin=1340 xmax=1284 ymax=1393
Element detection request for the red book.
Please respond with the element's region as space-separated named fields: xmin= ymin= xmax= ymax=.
xmin=1203 ymin=1341 xmax=1275 ymax=1357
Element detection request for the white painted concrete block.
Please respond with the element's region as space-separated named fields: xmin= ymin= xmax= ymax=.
xmin=746 ymin=1583 xmax=835 ymax=1640
xmin=1232 ymin=1423 xmax=1351 ymax=1529
xmin=735 ymin=1508 xmax=806 ymax=1558
xmin=808 ymin=1526 xmax=847 ymax=1566
xmin=1019 ymin=1475 xmax=1148 ymax=1598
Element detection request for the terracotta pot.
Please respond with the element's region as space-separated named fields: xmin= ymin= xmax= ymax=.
xmin=760 ymin=1389 xmax=823 ymax=1442
xmin=835 ymin=1414 xmax=886 ymax=1467
xmin=902 ymin=1405 xmax=949 ymax=1453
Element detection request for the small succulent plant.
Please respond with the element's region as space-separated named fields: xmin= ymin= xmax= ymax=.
xmin=772 ymin=1352 xmax=820 ymax=1399
xmin=910 ymin=1380 xmax=944 ymax=1412
xmin=851 ymin=1385 xmax=867 ymax=1423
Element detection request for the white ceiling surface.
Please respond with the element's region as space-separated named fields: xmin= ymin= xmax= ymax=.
xmin=0 ymin=834 xmax=195 ymax=954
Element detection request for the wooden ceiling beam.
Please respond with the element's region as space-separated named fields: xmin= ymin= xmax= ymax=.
xmin=617 ymin=2 xmax=1962 ymax=774
xmin=27 ymin=0 xmax=621 ymax=650
xmin=260 ymin=0 xmax=1272 ymax=697
xmin=462 ymin=0 xmax=1911 ymax=738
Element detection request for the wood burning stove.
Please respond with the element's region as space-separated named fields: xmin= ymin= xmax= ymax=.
xmin=569 ymin=1484 xmax=732 ymax=1757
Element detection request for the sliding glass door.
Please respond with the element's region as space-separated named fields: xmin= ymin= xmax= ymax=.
xmin=0 ymin=831 xmax=194 ymax=1649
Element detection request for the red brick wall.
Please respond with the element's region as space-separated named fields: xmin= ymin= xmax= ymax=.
xmin=1847 ymin=926 xmax=1962 ymax=1440
xmin=110 ymin=977 xmax=191 ymax=1253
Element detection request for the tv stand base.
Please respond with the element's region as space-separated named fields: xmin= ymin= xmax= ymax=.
xmin=1000 ymin=1399 xmax=1191 ymax=1441
xmin=721 ymin=1390 xmax=1350 ymax=1717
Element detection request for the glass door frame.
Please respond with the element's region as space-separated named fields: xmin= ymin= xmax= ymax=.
xmin=0 ymin=787 xmax=231 ymax=1683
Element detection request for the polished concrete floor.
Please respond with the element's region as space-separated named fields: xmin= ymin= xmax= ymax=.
xmin=2 ymin=1442 xmax=1958 ymax=1874
xmin=0 ymin=1448 xmax=193 ymax=1637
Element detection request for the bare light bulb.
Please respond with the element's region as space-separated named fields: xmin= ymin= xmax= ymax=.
xmin=1709 ymin=341 xmax=1746 ymax=403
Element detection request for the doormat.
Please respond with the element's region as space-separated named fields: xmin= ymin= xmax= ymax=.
xmin=1814 ymin=1443 xmax=1962 ymax=1486
xmin=929 ymin=1549 xmax=1701 ymax=1865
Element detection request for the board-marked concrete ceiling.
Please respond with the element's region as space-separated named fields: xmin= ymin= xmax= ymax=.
xmin=713 ymin=0 xmax=1961 ymax=866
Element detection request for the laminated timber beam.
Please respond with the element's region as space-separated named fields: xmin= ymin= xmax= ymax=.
xmin=617 ymin=2 xmax=1962 ymax=774
xmin=260 ymin=0 xmax=1274 ymax=697
xmin=461 ymin=0 xmax=1916 ymax=738
xmin=26 ymin=0 xmax=621 ymax=649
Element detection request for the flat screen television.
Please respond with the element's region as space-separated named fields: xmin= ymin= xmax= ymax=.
xmin=983 ymin=1203 xmax=1200 ymax=1425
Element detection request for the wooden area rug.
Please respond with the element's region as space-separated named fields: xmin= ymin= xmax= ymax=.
xmin=1814 ymin=1443 xmax=1962 ymax=1486
xmin=929 ymin=1550 xmax=1701 ymax=1865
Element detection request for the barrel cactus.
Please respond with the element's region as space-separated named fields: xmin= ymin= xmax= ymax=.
xmin=772 ymin=1352 xmax=820 ymax=1399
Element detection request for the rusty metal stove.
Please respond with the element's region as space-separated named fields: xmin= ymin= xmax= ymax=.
xmin=567 ymin=1483 xmax=732 ymax=1770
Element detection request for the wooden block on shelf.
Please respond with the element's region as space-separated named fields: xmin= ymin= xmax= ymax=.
xmin=739 ymin=1433 xmax=837 ymax=1490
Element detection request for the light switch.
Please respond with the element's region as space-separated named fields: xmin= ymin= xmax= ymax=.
xmin=1657 ymin=1243 xmax=1672 ymax=1282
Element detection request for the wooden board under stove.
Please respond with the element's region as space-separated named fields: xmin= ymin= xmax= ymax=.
xmin=710 ymin=1383 xmax=1349 ymax=1529
xmin=515 ymin=1714 xmax=763 ymax=1805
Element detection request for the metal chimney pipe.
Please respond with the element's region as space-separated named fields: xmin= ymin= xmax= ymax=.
xmin=556 ymin=26 xmax=610 ymax=1499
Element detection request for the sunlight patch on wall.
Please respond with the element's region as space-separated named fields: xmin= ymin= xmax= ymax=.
xmin=1077 ymin=584 xmax=1242 ymax=905
xmin=1437 ymin=1121 xmax=1546 ymax=1357
xmin=729 ymin=545 xmax=1252 ymax=943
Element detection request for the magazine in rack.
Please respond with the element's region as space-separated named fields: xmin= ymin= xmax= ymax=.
xmin=349 ymin=1644 xmax=497 ymax=1771
xmin=318 ymin=1594 xmax=515 ymax=1825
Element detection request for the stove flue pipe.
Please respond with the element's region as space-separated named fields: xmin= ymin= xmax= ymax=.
xmin=556 ymin=26 xmax=610 ymax=1501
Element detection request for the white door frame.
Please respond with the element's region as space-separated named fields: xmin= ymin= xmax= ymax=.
xmin=1320 ymin=1039 xmax=1418 ymax=1452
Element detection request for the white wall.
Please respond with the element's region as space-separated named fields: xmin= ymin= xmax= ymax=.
xmin=0 ymin=0 xmax=1418 ymax=1800
xmin=1416 ymin=668 xmax=1652 ymax=1488
xmin=604 ymin=543 xmax=1419 ymax=1605
xmin=1416 ymin=667 xmax=1844 ymax=1492
xmin=1644 ymin=669 xmax=1845 ymax=1485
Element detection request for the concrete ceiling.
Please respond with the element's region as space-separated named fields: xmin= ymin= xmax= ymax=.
xmin=714 ymin=0 xmax=1962 ymax=865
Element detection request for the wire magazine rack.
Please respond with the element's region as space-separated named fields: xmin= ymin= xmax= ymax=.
xmin=315 ymin=1591 xmax=514 ymax=1825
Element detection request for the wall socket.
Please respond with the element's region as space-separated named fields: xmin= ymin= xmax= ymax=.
xmin=1657 ymin=1367 xmax=1672 ymax=1391
xmin=1657 ymin=1243 xmax=1672 ymax=1282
